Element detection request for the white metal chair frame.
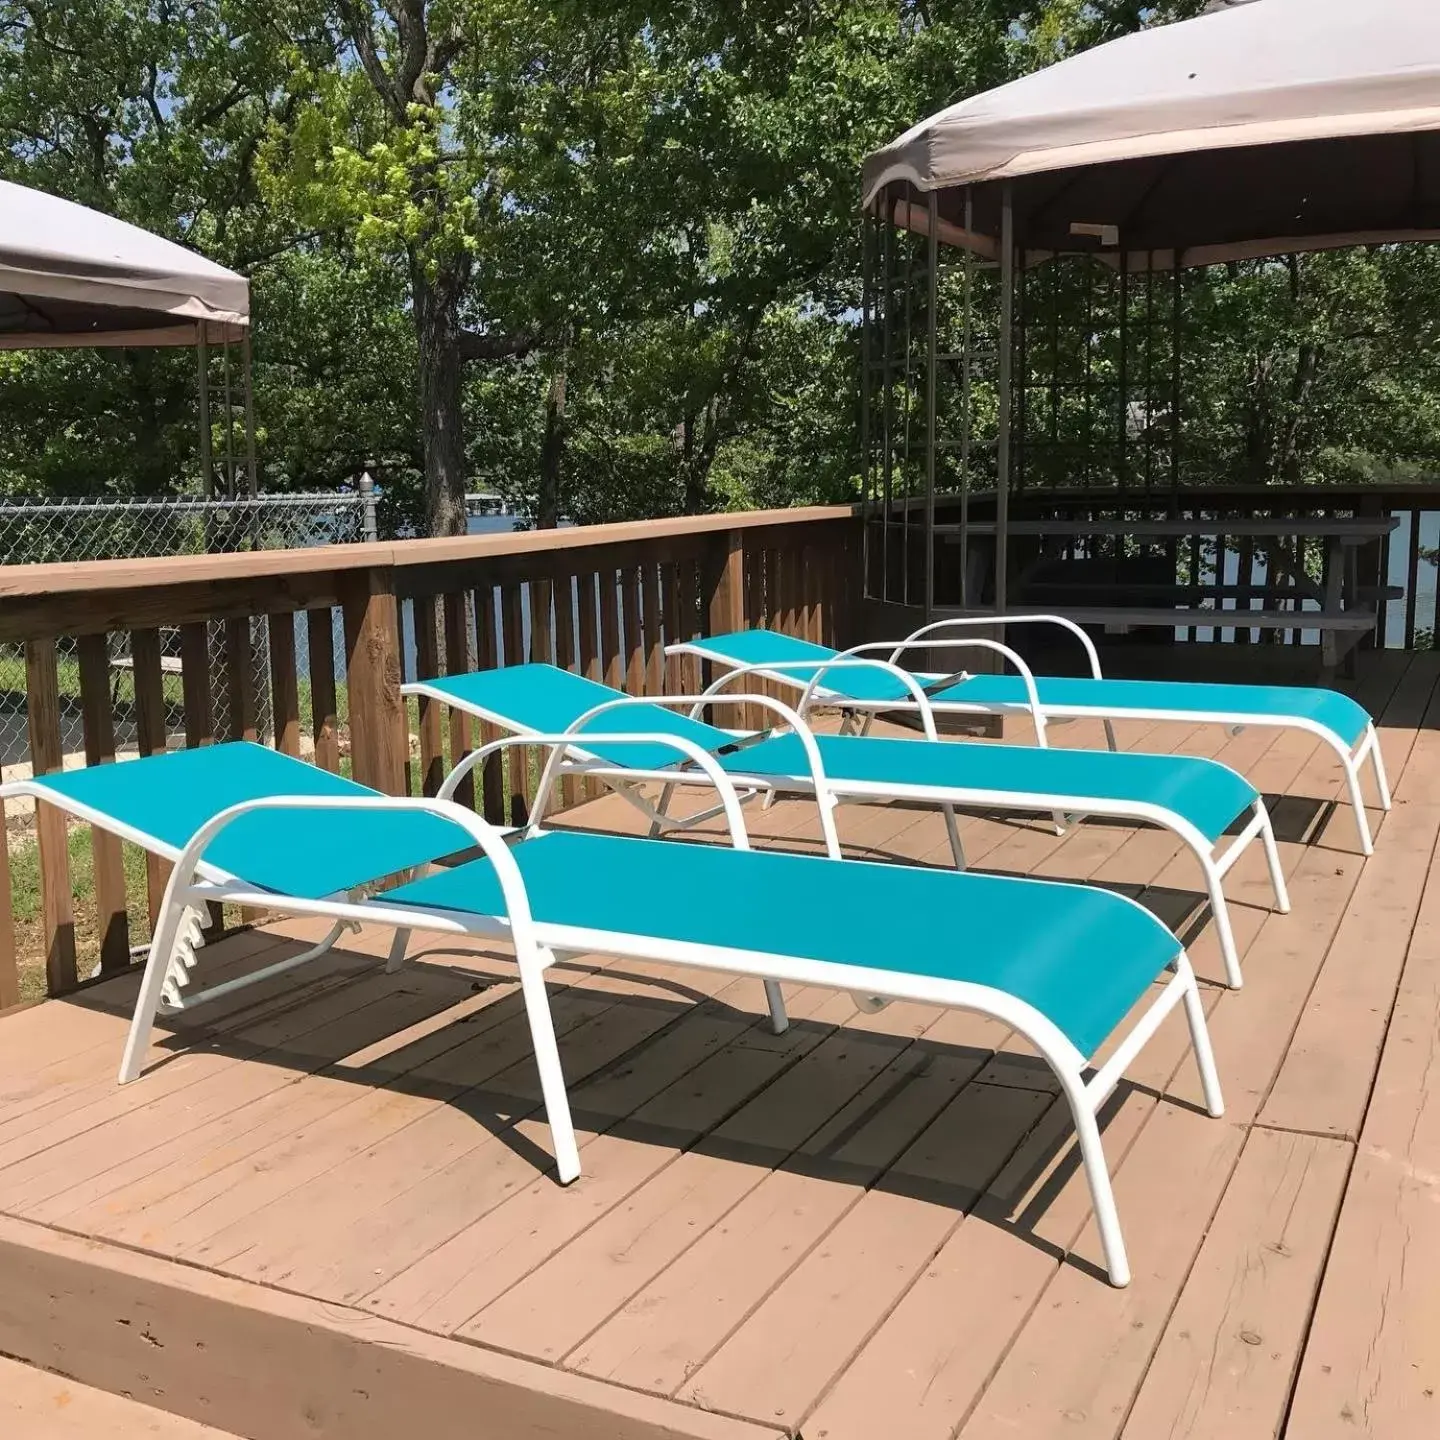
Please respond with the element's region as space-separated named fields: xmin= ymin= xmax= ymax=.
xmin=4 ymin=728 xmax=1226 ymax=1287
xmin=588 ymin=663 xmax=1290 ymax=990
xmin=671 ymin=612 xmax=1393 ymax=854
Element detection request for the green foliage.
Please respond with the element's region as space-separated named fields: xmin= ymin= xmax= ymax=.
xmin=2 ymin=1 xmax=1439 ymax=525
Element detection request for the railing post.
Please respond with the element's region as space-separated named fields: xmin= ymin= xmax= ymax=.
xmin=25 ymin=638 xmax=77 ymax=995
xmin=704 ymin=528 xmax=745 ymax=638
xmin=342 ymin=566 xmax=407 ymax=795
xmin=0 ymin=798 xmax=17 ymax=1010
xmin=704 ymin=527 xmax=748 ymax=725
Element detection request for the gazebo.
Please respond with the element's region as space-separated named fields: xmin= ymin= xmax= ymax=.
xmin=858 ymin=0 xmax=1440 ymax=663
xmin=0 ymin=179 xmax=254 ymax=496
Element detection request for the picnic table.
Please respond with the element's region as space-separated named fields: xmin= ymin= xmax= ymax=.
xmin=938 ymin=513 xmax=1402 ymax=672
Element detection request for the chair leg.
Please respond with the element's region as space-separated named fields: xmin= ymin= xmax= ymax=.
xmin=1103 ymin=718 xmax=1118 ymax=753
xmin=385 ymin=927 xmax=412 ymax=974
xmin=517 ymin=961 xmax=581 ymax=1183
xmin=1257 ymin=801 xmax=1291 ymax=914
xmin=1058 ymin=1072 xmax=1130 ymax=1288
xmin=1369 ymin=724 xmax=1393 ymax=812
xmin=943 ymin=804 xmax=966 ymax=868
xmin=763 ymin=979 xmax=789 ymax=1035
xmin=1200 ymin=855 xmax=1244 ymax=990
xmin=118 ymin=892 xmax=189 ymax=1084
xmin=1341 ymin=751 xmax=1375 ymax=856
xmin=648 ymin=782 xmax=676 ymax=837
xmin=1177 ymin=952 xmax=1225 ymax=1119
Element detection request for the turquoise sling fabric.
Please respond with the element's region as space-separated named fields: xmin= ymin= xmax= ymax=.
xmin=694 ymin=629 xmax=1372 ymax=748
xmin=422 ymin=663 xmax=1255 ymax=842
xmin=29 ymin=743 xmax=472 ymax=899
xmin=928 ymin=673 xmax=1372 ymax=750
xmin=734 ymin=734 xmax=1256 ymax=844
xmin=416 ymin=664 xmax=729 ymax=772
xmin=685 ymin=628 xmax=917 ymax=703
xmin=385 ymin=830 xmax=1179 ymax=1058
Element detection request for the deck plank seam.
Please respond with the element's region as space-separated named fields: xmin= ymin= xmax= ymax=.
xmin=434 ymin=999 xmax=873 ymax=1332
xmin=0 ymin=939 xmax=397 ymax=1177
xmin=475 ymin=1016 xmax=1011 ymax=1366
xmin=624 ymin=1072 xmax=1057 ymax=1407
xmin=1274 ymin=1135 xmax=1362 ymax=1440
xmin=48 ymin=948 xmax=683 ymax=1255
xmin=186 ymin=970 xmax=797 ymax=1272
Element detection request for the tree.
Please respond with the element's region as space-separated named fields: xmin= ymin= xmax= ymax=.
xmin=0 ymin=0 xmax=350 ymax=497
xmin=264 ymin=2 xmax=549 ymax=535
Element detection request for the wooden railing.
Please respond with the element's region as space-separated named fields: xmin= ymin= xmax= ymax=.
xmin=0 ymin=506 xmax=860 ymax=1008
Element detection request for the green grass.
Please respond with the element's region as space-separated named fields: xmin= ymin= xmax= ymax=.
xmin=6 ymin=823 xmax=153 ymax=1004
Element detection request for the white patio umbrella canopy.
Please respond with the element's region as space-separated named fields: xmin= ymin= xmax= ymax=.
xmin=0 ymin=180 xmax=249 ymax=350
xmin=863 ymin=0 xmax=1440 ymax=265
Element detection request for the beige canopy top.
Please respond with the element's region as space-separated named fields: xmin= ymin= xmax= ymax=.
xmin=0 ymin=179 xmax=249 ymax=350
xmin=862 ymin=0 xmax=1440 ymax=267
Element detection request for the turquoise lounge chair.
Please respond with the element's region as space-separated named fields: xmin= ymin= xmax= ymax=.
xmin=670 ymin=616 xmax=1391 ymax=854
xmin=2 ymin=737 xmax=1224 ymax=1287
xmin=405 ymin=663 xmax=1289 ymax=988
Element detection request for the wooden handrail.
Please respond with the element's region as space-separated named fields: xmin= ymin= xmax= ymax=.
xmin=0 ymin=503 xmax=863 ymax=1005
xmin=0 ymin=504 xmax=858 ymax=601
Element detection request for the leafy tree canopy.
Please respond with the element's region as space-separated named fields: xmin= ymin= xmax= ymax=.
xmin=1 ymin=0 xmax=1437 ymax=531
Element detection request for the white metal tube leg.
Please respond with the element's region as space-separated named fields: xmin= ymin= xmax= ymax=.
xmin=1341 ymin=752 xmax=1376 ymax=856
xmin=764 ymin=979 xmax=789 ymax=1035
xmin=943 ymin=804 xmax=966 ymax=869
xmin=1200 ymin=857 xmax=1244 ymax=990
xmin=1177 ymin=953 xmax=1225 ymax=1119
xmin=1369 ymin=725 xmax=1393 ymax=811
xmin=1103 ymin=718 xmax=1119 ymax=752
xmin=516 ymin=961 xmax=581 ymax=1183
xmin=648 ymin=782 xmax=676 ymax=838
xmin=385 ymin=927 xmax=412 ymax=974
xmin=1059 ymin=1072 xmax=1130 ymax=1288
xmin=1257 ymin=803 xmax=1291 ymax=914
xmin=117 ymin=890 xmax=190 ymax=1084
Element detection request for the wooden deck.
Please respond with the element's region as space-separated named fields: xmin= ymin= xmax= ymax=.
xmin=3 ymin=649 xmax=1440 ymax=1438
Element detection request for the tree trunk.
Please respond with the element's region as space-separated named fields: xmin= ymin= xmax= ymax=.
xmin=537 ymin=357 xmax=566 ymax=530
xmin=411 ymin=252 xmax=468 ymax=538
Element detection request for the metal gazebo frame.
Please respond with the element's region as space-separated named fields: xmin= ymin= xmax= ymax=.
xmin=858 ymin=0 xmax=1440 ymax=633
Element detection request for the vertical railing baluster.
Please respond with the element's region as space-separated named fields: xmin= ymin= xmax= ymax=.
xmin=268 ymin=613 xmax=301 ymax=758
xmin=77 ymin=633 xmax=130 ymax=974
xmin=643 ymin=561 xmax=664 ymax=696
xmin=622 ymin=563 xmax=644 ymax=696
xmin=553 ymin=572 xmax=580 ymax=809
xmin=0 ymin=795 xmax=16 ymax=1010
xmin=26 ymin=639 xmax=77 ymax=994
xmin=415 ymin=597 xmax=444 ymax=796
xmin=577 ymin=570 xmax=604 ymax=800
xmin=443 ymin=591 xmax=474 ymax=810
xmin=501 ymin=583 xmax=528 ymax=822
xmin=306 ymin=608 xmax=340 ymax=774
xmin=131 ymin=627 xmax=170 ymax=929
xmin=340 ymin=569 xmax=406 ymax=796
xmin=473 ymin=584 xmax=506 ymax=824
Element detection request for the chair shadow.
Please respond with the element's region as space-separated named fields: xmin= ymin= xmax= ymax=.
xmin=52 ymin=931 xmax=1208 ymax=1289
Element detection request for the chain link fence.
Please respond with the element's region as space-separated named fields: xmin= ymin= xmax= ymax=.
xmin=0 ymin=492 xmax=380 ymax=826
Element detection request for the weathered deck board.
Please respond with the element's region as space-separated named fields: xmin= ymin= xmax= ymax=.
xmin=1118 ymin=1127 xmax=1352 ymax=1440
xmin=1283 ymin=806 xmax=1440 ymax=1439
xmin=0 ymin=1353 xmax=242 ymax=1439
xmin=0 ymin=650 xmax=1436 ymax=1440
